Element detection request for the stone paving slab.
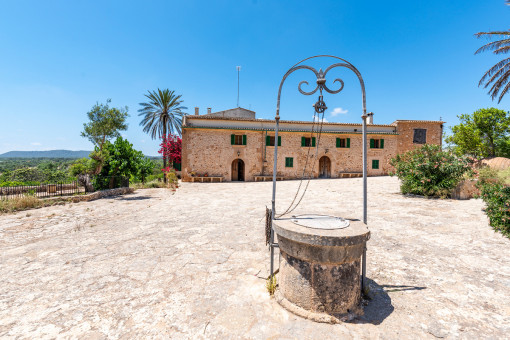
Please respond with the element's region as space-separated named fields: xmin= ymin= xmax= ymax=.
xmin=1 ymin=177 xmax=509 ymax=339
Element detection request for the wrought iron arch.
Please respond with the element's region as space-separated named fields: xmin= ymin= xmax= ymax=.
xmin=268 ymin=55 xmax=369 ymax=293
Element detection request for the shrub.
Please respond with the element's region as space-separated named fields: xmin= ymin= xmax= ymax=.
xmin=390 ymin=144 xmax=472 ymax=198
xmin=476 ymin=168 xmax=510 ymax=237
xmin=162 ymin=167 xmax=179 ymax=192
xmin=477 ymin=182 xmax=510 ymax=237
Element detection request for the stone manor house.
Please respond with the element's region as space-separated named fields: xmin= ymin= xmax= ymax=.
xmin=181 ymin=107 xmax=443 ymax=182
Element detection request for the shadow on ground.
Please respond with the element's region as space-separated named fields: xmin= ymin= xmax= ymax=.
xmin=115 ymin=196 xmax=152 ymax=201
xmin=356 ymin=278 xmax=426 ymax=325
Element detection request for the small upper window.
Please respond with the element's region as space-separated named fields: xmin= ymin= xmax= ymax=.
xmin=413 ymin=129 xmax=427 ymax=144
xmin=336 ymin=138 xmax=350 ymax=148
xmin=266 ymin=136 xmax=281 ymax=146
xmin=231 ymin=134 xmax=246 ymax=145
xmin=301 ymin=137 xmax=316 ymax=147
xmin=370 ymin=139 xmax=384 ymax=149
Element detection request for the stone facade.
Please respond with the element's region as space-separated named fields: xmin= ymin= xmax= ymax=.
xmin=181 ymin=108 xmax=443 ymax=182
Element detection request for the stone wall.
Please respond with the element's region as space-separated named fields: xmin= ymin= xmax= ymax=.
xmin=395 ymin=121 xmax=443 ymax=154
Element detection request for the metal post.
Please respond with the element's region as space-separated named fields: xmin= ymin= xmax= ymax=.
xmin=361 ymin=113 xmax=368 ymax=293
xmin=270 ymin=116 xmax=280 ymax=278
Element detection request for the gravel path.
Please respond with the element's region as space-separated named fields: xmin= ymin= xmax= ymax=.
xmin=1 ymin=177 xmax=509 ymax=339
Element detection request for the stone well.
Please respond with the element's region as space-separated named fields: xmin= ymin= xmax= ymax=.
xmin=273 ymin=215 xmax=370 ymax=323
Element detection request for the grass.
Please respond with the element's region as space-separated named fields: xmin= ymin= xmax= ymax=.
xmin=131 ymin=180 xmax=166 ymax=189
xmin=266 ymin=275 xmax=277 ymax=296
xmin=498 ymin=168 xmax=510 ymax=185
xmin=0 ymin=195 xmax=46 ymax=213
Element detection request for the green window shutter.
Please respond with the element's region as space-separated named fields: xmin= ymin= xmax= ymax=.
xmin=285 ymin=158 xmax=288 ymax=167
xmin=231 ymin=134 xmax=235 ymax=145
xmin=370 ymin=139 xmax=375 ymax=148
xmin=266 ymin=135 xmax=270 ymax=146
xmin=380 ymin=139 xmax=384 ymax=149
xmin=372 ymin=160 xmax=379 ymax=169
xmin=347 ymin=138 xmax=351 ymax=148
xmin=312 ymin=137 xmax=316 ymax=147
xmin=336 ymin=138 xmax=340 ymax=148
xmin=285 ymin=157 xmax=293 ymax=167
xmin=301 ymin=137 xmax=306 ymax=147
xmin=290 ymin=158 xmax=293 ymax=167
xmin=278 ymin=136 xmax=281 ymax=146
xmin=242 ymin=135 xmax=247 ymax=145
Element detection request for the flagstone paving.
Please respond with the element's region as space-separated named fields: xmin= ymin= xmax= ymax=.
xmin=1 ymin=177 xmax=509 ymax=339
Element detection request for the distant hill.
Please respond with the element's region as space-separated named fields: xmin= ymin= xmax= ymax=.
xmin=0 ymin=150 xmax=91 ymax=158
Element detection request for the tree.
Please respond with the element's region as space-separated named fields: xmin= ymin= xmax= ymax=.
xmin=138 ymin=89 xmax=187 ymax=180
xmin=81 ymin=99 xmax=129 ymax=174
xmin=95 ymin=137 xmax=144 ymax=190
xmin=137 ymin=157 xmax=155 ymax=184
xmin=475 ymin=1 xmax=510 ymax=103
xmin=445 ymin=108 xmax=510 ymax=158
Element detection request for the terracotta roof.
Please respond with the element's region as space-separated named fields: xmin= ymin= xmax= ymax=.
xmin=186 ymin=115 xmax=396 ymax=127
xmin=182 ymin=126 xmax=398 ymax=135
xmin=391 ymin=120 xmax=444 ymax=125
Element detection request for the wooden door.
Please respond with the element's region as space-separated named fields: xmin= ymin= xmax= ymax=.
xmin=319 ymin=156 xmax=331 ymax=178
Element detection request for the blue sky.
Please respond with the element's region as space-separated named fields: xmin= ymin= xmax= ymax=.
xmin=0 ymin=0 xmax=508 ymax=156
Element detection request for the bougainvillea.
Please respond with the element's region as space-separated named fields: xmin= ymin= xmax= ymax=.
xmin=158 ymin=134 xmax=182 ymax=167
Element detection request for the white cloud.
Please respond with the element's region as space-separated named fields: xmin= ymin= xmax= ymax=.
xmin=31 ymin=142 xmax=42 ymax=146
xmin=312 ymin=115 xmax=328 ymax=123
xmin=141 ymin=139 xmax=146 ymax=143
xmin=330 ymin=107 xmax=348 ymax=116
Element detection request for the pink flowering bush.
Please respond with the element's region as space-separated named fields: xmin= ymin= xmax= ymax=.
xmin=159 ymin=134 xmax=181 ymax=170
xmin=390 ymin=144 xmax=472 ymax=198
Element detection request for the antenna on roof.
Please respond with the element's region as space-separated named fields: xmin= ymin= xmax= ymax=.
xmin=236 ymin=66 xmax=241 ymax=108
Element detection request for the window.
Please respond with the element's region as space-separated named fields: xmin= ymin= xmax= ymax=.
xmin=231 ymin=134 xmax=246 ymax=145
xmin=266 ymin=135 xmax=281 ymax=146
xmin=285 ymin=157 xmax=294 ymax=167
xmin=336 ymin=138 xmax=350 ymax=148
xmin=370 ymin=138 xmax=384 ymax=149
xmin=301 ymin=137 xmax=316 ymax=147
xmin=413 ymin=129 xmax=427 ymax=144
xmin=372 ymin=160 xmax=380 ymax=169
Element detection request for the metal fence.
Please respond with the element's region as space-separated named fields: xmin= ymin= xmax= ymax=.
xmin=0 ymin=176 xmax=130 ymax=200
xmin=0 ymin=181 xmax=85 ymax=200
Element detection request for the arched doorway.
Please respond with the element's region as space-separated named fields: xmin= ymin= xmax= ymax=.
xmin=319 ymin=156 xmax=331 ymax=178
xmin=231 ymin=159 xmax=245 ymax=181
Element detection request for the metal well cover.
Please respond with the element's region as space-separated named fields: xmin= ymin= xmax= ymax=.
xmin=291 ymin=214 xmax=350 ymax=230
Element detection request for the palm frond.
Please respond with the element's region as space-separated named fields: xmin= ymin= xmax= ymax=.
xmin=474 ymin=36 xmax=510 ymax=54
xmin=137 ymin=88 xmax=188 ymax=139
xmin=478 ymin=58 xmax=510 ymax=85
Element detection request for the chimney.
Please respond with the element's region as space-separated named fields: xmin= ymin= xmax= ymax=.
xmin=194 ymin=107 xmax=199 ymax=115
xmin=367 ymin=112 xmax=374 ymax=124
xmin=207 ymin=107 xmax=212 ymax=114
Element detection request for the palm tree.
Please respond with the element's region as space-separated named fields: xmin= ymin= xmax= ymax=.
xmin=475 ymin=1 xmax=510 ymax=103
xmin=138 ymin=89 xmax=187 ymax=178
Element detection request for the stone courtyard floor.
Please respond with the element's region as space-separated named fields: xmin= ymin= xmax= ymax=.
xmin=1 ymin=177 xmax=509 ymax=339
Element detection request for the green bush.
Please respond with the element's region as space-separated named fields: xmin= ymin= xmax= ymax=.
xmin=476 ymin=168 xmax=510 ymax=237
xmin=477 ymin=181 xmax=510 ymax=237
xmin=390 ymin=144 xmax=472 ymax=198
xmin=0 ymin=181 xmax=25 ymax=187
